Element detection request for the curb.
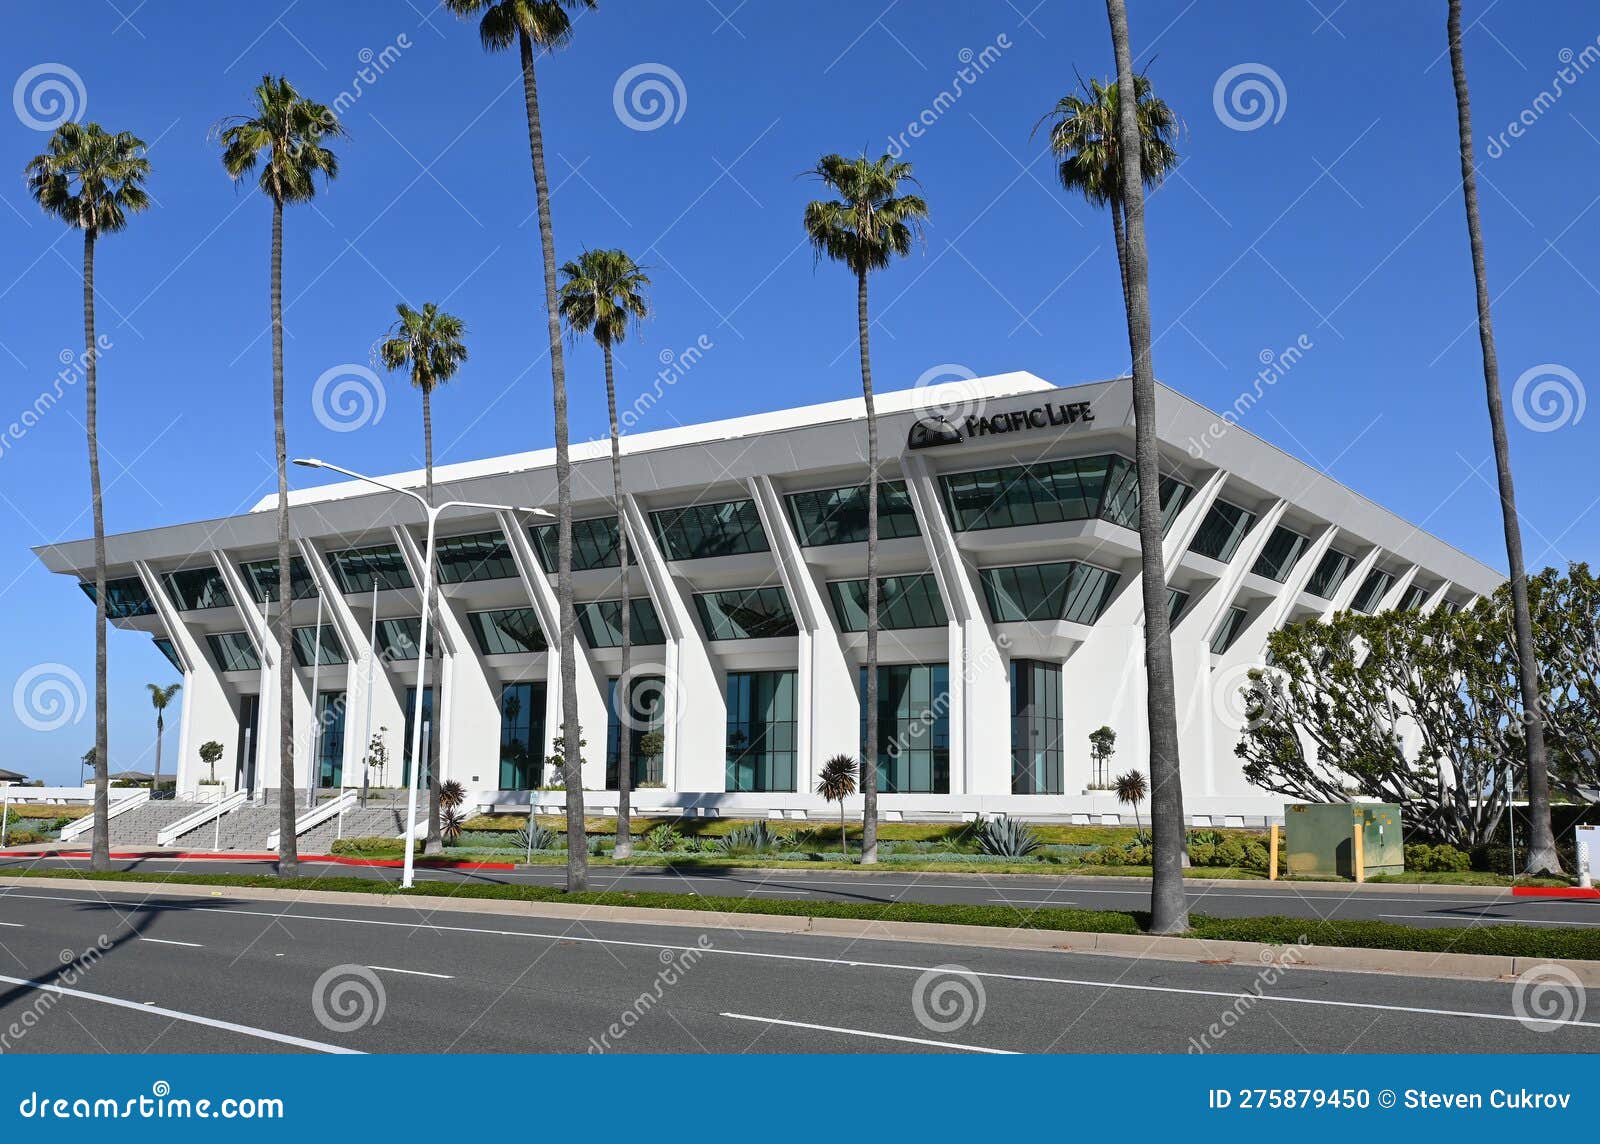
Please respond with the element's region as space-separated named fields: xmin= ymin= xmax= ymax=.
xmin=0 ymin=849 xmax=514 ymax=871
xmin=1513 ymin=885 xmax=1600 ymax=900
xmin=2 ymin=873 xmax=1594 ymax=986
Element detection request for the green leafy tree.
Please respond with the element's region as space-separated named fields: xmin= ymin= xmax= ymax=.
xmin=146 ymin=682 xmax=181 ymax=793
xmin=1445 ymin=0 xmax=1559 ymax=874
xmin=378 ymin=301 xmax=469 ymax=856
xmin=557 ymin=249 xmax=650 ymax=857
xmin=803 ymin=152 xmax=928 ymax=865
xmin=1088 ymin=725 xmax=1117 ymax=788
xmin=25 ymin=122 xmax=151 ymax=870
xmin=1104 ymin=0 xmax=1189 ymax=933
xmin=815 ymin=754 xmax=858 ymax=861
xmin=198 ymin=740 xmax=225 ymax=785
xmin=217 ymin=75 xmax=346 ymax=879
xmin=445 ymin=0 xmax=597 ymax=894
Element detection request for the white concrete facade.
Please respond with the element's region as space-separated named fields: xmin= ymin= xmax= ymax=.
xmin=34 ymin=373 xmax=1502 ymax=824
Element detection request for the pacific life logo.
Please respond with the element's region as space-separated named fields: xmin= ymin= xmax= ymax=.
xmin=906 ymin=398 xmax=1095 ymax=450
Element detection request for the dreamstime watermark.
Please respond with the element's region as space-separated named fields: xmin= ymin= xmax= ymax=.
xmin=1485 ymin=40 xmax=1600 ymax=159
xmin=882 ymin=632 xmax=1011 ymax=782
xmin=1511 ymin=363 xmax=1585 ymax=433
xmin=0 ymin=335 xmax=113 ymax=462
xmin=618 ymin=334 xmax=713 ymax=431
xmin=1511 ymin=963 xmax=1588 ymax=1032
xmin=1212 ymin=63 xmax=1287 ymax=132
xmin=910 ymin=362 xmax=987 ymax=424
xmin=911 ymin=964 xmax=986 ymax=1034
xmin=1213 ymin=661 xmax=1277 ymax=735
xmin=311 ymin=363 xmax=387 ymax=432
xmin=290 ymin=34 xmax=411 ymax=159
xmin=17 ymin=1081 xmax=283 ymax=1120
xmin=1184 ymin=334 xmax=1312 ymax=458
xmin=586 ymin=936 xmax=713 ymax=1052
xmin=311 ymin=964 xmax=386 ymax=1033
xmin=613 ymin=663 xmax=679 ymax=735
xmin=0 ymin=936 xmax=112 ymax=1052
xmin=1186 ymin=937 xmax=1310 ymax=1053
xmin=884 ymin=34 xmax=1013 ymax=158
xmin=613 ymin=63 xmax=687 ymax=132
xmin=12 ymin=662 xmax=87 ymax=733
xmin=13 ymin=63 xmax=86 ymax=131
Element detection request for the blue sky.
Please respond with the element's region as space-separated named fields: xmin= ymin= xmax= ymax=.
xmin=2 ymin=1 xmax=1596 ymax=783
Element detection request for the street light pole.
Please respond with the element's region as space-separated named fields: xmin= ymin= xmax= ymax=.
xmin=293 ymin=458 xmax=548 ymax=889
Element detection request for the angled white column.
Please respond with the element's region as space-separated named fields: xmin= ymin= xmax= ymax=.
xmin=1322 ymin=546 xmax=1384 ymax=620
xmin=295 ymin=539 xmax=376 ymax=785
xmin=1164 ymin=469 xmax=1228 ymax=578
xmin=133 ymin=560 xmax=230 ymax=795
xmin=1268 ymin=524 xmax=1338 ymax=630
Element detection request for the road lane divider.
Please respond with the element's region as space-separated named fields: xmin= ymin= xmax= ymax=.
xmin=720 ymin=1011 xmax=1017 ymax=1054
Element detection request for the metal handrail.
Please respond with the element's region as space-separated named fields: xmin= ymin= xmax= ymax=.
xmin=59 ymin=790 xmax=151 ymax=841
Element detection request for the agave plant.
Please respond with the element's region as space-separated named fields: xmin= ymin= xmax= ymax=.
xmin=646 ymin=823 xmax=682 ymax=853
xmin=976 ymin=815 xmax=1041 ymax=858
xmin=512 ymin=822 xmax=558 ymax=854
xmin=718 ymin=821 xmax=784 ymax=855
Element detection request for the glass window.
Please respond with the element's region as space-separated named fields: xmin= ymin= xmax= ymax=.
xmin=152 ymin=636 xmax=183 ymax=672
xmin=785 ymin=481 xmax=921 ymax=547
xmin=827 ymin=573 xmax=948 ymax=632
xmin=1305 ymin=549 xmax=1353 ymax=599
xmin=725 ymin=671 xmax=797 ymax=792
xmin=468 ymin=608 xmax=547 ymax=655
xmin=1010 ymin=660 xmax=1063 ymax=795
xmin=1167 ymin=589 xmax=1190 ymax=625
xmin=650 ymin=499 xmax=770 ymax=560
xmin=207 ymin=631 xmax=259 ymax=673
xmin=402 ymin=686 xmax=435 ymax=786
xmin=576 ymin=598 xmax=666 ymax=649
xmin=236 ymin=695 xmax=259 ymax=791
xmin=979 ymin=562 xmax=1121 ymax=625
xmin=326 ymin=545 xmax=414 ymax=594
xmin=498 ymin=681 xmax=546 ymax=790
xmin=375 ymin=617 xmax=433 ymax=661
xmin=530 ymin=516 xmax=622 ymax=572
xmin=314 ymin=690 xmax=345 ymax=789
xmin=163 ymin=567 xmax=234 ymax=612
xmin=1251 ymin=526 xmax=1310 ymax=582
xmin=1210 ymin=607 xmax=1250 ymax=655
xmin=291 ymin=625 xmax=347 ymax=668
xmin=79 ymin=576 xmax=155 ymax=619
xmin=607 ymin=675 xmax=665 ymax=790
xmin=694 ymin=587 xmax=798 ymax=640
xmin=239 ymin=557 xmax=318 ymax=604
xmin=1189 ymin=499 xmax=1258 ymax=563
xmin=1399 ymin=584 xmax=1430 ymax=611
xmin=434 ymin=532 xmax=519 ymax=584
xmin=860 ymin=664 xmax=950 ymax=793
xmin=941 ymin=454 xmax=1190 ymax=535
xmin=1096 ymin=457 xmax=1194 ymax=534
xmin=1351 ymin=569 xmax=1394 ymax=614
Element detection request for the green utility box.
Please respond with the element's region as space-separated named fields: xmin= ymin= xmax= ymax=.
xmin=1284 ymin=803 xmax=1403 ymax=879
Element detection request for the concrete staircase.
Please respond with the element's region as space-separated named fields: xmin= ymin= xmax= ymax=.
xmin=296 ymin=806 xmax=412 ymax=853
xmin=105 ymin=802 xmax=207 ymax=847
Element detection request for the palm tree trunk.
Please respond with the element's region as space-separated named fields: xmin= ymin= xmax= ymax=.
xmin=271 ymin=196 xmax=298 ymax=878
xmin=606 ymin=342 xmax=634 ymax=859
xmin=84 ymin=228 xmax=110 ymax=873
xmin=519 ymin=29 xmax=585 ymax=892
xmin=153 ymin=712 xmax=163 ymax=792
xmin=422 ymin=387 xmax=444 ymax=857
xmin=1110 ymin=198 xmax=1132 ymax=318
xmin=1447 ymin=0 xmax=1559 ymax=875
xmin=857 ymin=267 xmax=879 ymax=866
xmin=1106 ymin=0 xmax=1188 ymax=933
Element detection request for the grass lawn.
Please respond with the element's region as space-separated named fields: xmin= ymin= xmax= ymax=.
xmin=4 ymin=866 xmax=1597 ymax=961
xmin=1368 ymin=870 xmax=1570 ymax=888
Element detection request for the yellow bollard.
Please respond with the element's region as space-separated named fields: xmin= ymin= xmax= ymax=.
xmin=1352 ymin=813 xmax=1365 ymax=883
xmin=1268 ymin=822 xmax=1279 ymax=881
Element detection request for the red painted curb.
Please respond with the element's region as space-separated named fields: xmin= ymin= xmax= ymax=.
xmin=1512 ymin=885 xmax=1600 ymax=899
xmin=0 ymin=849 xmax=515 ymax=871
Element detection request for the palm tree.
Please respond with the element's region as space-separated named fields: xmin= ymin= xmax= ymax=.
xmin=815 ymin=754 xmax=858 ymax=861
xmin=445 ymin=0 xmax=596 ymax=894
xmin=1105 ymin=0 xmax=1189 ymax=933
xmin=378 ymin=301 xmax=469 ymax=857
xmin=1038 ymin=73 xmax=1178 ymax=314
xmin=1446 ymin=0 xmax=1560 ymax=875
xmin=218 ymin=75 xmax=346 ymax=878
xmin=1114 ymin=768 xmax=1147 ymax=835
xmin=557 ymin=249 xmax=650 ymax=859
xmin=146 ymin=682 xmax=181 ymax=794
xmin=803 ymin=152 xmax=929 ymax=866
xmin=25 ymin=122 xmax=151 ymax=872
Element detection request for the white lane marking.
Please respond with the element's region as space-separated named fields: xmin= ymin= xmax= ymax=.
xmin=1379 ymin=913 xmax=1600 ymax=928
xmin=0 ymin=921 xmax=24 ymax=928
xmin=746 ymin=889 xmax=810 ymax=896
xmin=367 ymin=965 xmax=454 ymax=979
xmin=721 ymin=1011 xmax=1017 ymax=1054
xmin=989 ymin=898 xmax=1076 ymax=906
xmin=0 ymin=971 xmax=360 ymax=1053
xmin=139 ymin=937 xmax=203 ymax=948
xmin=5 ymin=889 xmax=1597 ymax=1033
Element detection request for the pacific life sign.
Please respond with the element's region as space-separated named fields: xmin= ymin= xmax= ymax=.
xmin=907 ymin=398 xmax=1095 ymax=449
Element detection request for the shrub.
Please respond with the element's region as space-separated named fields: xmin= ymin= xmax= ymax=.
xmin=331 ymin=836 xmax=413 ymax=856
xmin=717 ymin=821 xmax=785 ymax=855
xmin=645 ymin=824 xmax=682 ymax=852
xmin=1406 ymin=842 xmax=1470 ymax=873
xmin=510 ymin=824 xmax=559 ymax=853
xmin=975 ymin=816 xmax=1041 ymax=858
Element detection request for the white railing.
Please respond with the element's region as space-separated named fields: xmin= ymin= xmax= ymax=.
xmin=0 ymin=785 xmax=146 ymax=805
xmin=156 ymin=791 xmax=248 ymax=847
xmin=266 ymin=790 xmax=357 ymax=850
xmin=59 ymin=790 xmax=151 ymax=841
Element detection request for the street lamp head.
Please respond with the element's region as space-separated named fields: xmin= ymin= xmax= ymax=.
xmin=292 ymin=458 xmax=325 ymax=469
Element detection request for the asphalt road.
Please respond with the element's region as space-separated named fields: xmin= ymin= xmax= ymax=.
xmin=1 ymin=854 xmax=1596 ymax=929
xmin=0 ymin=882 xmax=1592 ymax=1054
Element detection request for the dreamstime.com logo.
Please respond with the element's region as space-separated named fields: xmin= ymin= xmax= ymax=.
xmin=1511 ymin=963 xmax=1588 ymax=1032
xmin=911 ymin=362 xmax=986 ymax=424
xmin=613 ymin=663 xmax=679 ymax=734
xmin=13 ymin=63 xmax=86 ymax=131
xmin=16 ymin=1081 xmax=283 ymax=1120
xmin=613 ymin=63 xmax=687 ymax=131
xmin=311 ymin=363 xmax=387 ymax=433
xmin=911 ymin=964 xmax=986 ymax=1034
xmin=1213 ymin=63 xmax=1287 ymax=132
xmin=12 ymin=662 xmax=87 ymax=733
xmin=1213 ymin=662 xmax=1277 ymax=735
xmin=1512 ymin=363 xmax=1585 ymax=433
xmin=311 ymin=964 xmax=386 ymax=1033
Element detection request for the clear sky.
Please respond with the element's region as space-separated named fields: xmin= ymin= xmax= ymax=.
xmin=1 ymin=1 xmax=1595 ymax=783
